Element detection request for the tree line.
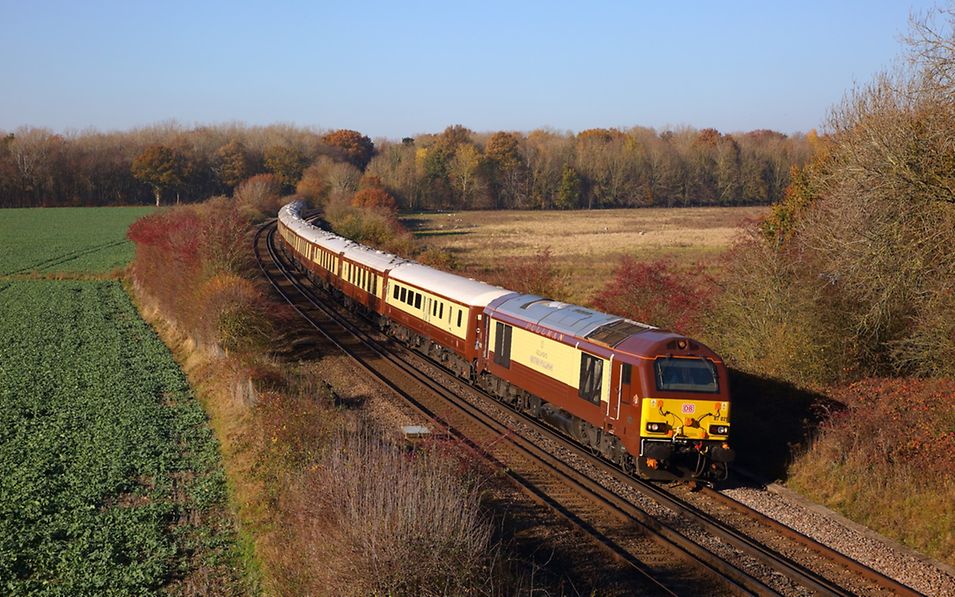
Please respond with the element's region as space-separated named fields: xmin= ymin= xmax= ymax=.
xmin=0 ymin=121 xmax=809 ymax=209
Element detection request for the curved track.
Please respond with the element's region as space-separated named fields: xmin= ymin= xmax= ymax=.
xmin=255 ymin=218 xmax=923 ymax=597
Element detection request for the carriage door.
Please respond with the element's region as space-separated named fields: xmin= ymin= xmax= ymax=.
xmin=607 ymin=362 xmax=632 ymax=427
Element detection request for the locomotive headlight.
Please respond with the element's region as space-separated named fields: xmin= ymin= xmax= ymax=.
xmin=709 ymin=424 xmax=730 ymax=436
xmin=646 ymin=422 xmax=670 ymax=433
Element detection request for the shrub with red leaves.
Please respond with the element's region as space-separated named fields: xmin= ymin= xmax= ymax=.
xmin=128 ymin=200 xmax=279 ymax=354
xmin=497 ymin=247 xmax=568 ymax=300
xmin=350 ymin=186 xmax=398 ymax=211
xmin=592 ymin=257 xmax=717 ymax=337
xmin=820 ymin=378 xmax=955 ymax=479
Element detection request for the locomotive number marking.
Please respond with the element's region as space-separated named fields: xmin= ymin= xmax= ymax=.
xmin=681 ymin=403 xmax=696 ymax=414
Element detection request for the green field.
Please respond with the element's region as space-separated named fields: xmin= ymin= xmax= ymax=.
xmin=0 ymin=207 xmax=154 ymax=276
xmin=0 ymin=280 xmax=239 ymax=594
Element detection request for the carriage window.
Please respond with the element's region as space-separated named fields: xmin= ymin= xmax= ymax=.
xmin=578 ymin=354 xmax=603 ymax=405
xmin=493 ymin=322 xmax=512 ymax=368
xmin=414 ymin=293 xmax=422 ymax=309
xmin=457 ymin=310 xmax=463 ymax=327
xmin=400 ymin=287 xmax=407 ymax=303
xmin=439 ymin=303 xmax=443 ymax=319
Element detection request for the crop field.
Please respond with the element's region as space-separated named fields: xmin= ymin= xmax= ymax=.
xmin=403 ymin=206 xmax=767 ymax=303
xmin=0 ymin=280 xmax=238 ymax=594
xmin=0 ymin=207 xmax=154 ymax=276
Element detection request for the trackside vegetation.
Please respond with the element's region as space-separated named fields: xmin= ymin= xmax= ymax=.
xmin=0 ymin=280 xmax=241 ymax=594
xmin=128 ymin=189 xmax=531 ymax=594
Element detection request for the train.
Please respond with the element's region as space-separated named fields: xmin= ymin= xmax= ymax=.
xmin=277 ymin=201 xmax=735 ymax=482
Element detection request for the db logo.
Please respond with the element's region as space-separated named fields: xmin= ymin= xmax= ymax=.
xmin=681 ymin=403 xmax=696 ymax=414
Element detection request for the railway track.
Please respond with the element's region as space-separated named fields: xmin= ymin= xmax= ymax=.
xmin=255 ymin=219 xmax=923 ymax=596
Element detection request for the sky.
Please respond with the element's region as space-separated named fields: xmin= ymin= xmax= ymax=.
xmin=0 ymin=0 xmax=943 ymax=139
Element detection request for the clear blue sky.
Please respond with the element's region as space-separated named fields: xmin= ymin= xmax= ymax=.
xmin=0 ymin=0 xmax=941 ymax=138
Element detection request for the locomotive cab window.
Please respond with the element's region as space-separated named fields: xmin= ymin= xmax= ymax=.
xmin=578 ymin=353 xmax=603 ymax=405
xmin=493 ymin=322 xmax=512 ymax=368
xmin=654 ymin=358 xmax=718 ymax=393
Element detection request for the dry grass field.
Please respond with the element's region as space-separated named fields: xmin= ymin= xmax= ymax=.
xmin=402 ymin=207 xmax=768 ymax=304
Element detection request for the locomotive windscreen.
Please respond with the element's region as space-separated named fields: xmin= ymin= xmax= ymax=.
xmin=654 ymin=358 xmax=718 ymax=393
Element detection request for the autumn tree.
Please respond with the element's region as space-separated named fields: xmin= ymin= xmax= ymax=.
xmin=448 ymin=143 xmax=482 ymax=207
xmin=214 ymin=141 xmax=253 ymax=190
xmin=351 ymin=186 xmax=398 ymax=211
xmin=556 ymin=165 xmax=582 ymax=209
xmin=0 ymin=122 xmax=811 ymax=209
xmin=523 ymin=129 xmax=575 ymax=209
xmin=712 ymin=7 xmax=955 ymax=381
xmin=264 ymin=145 xmax=308 ymax=191
xmin=484 ymin=131 xmax=526 ymax=208
xmin=575 ymin=128 xmax=634 ymax=208
xmin=322 ymin=129 xmax=375 ymax=170
xmin=131 ymin=144 xmax=191 ymax=206
xmin=365 ymin=141 xmax=423 ymax=209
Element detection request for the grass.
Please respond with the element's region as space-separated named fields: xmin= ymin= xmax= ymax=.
xmin=0 ymin=207 xmax=154 ymax=276
xmin=0 ymin=280 xmax=243 ymax=594
xmin=402 ymin=206 xmax=767 ymax=303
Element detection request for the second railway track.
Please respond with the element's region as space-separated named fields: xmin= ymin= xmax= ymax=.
xmin=255 ymin=218 xmax=923 ymax=597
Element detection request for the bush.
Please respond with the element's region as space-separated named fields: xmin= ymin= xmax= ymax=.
xmin=787 ymin=377 xmax=955 ymax=564
xmin=195 ymin=274 xmax=274 ymax=354
xmin=128 ymin=200 xmax=279 ymax=354
xmin=416 ymin=246 xmax=459 ymax=270
xmin=324 ymin=198 xmax=415 ymax=255
xmin=288 ymin=429 xmax=496 ymax=596
xmin=351 ymin=186 xmax=398 ymax=211
xmin=705 ymin=225 xmax=841 ymax=385
xmin=592 ymin=256 xmax=715 ymax=338
xmin=234 ymin=173 xmax=284 ymax=221
xmin=475 ymin=247 xmax=568 ymax=301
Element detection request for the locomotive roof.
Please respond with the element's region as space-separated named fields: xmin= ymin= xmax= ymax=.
xmin=488 ymin=293 xmax=660 ymax=347
xmin=490 ymin=293 xmax=655 ymax=340
xmin=488 ymin=293 xmax=721 ymax=359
